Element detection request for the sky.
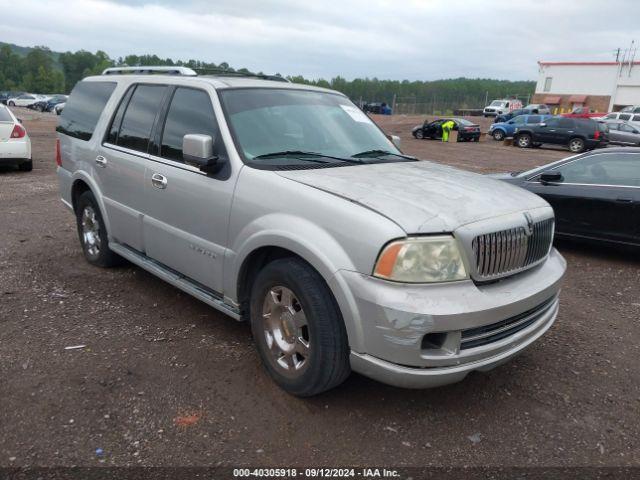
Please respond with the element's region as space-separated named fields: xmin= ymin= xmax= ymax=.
xmin=1 ymin=0 xmax=638 ymax=81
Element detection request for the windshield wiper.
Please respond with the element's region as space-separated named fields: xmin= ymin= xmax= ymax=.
xmin=351 ymin=149 xmax=416 ymax=160
xmin=252 ymin=150 xmax=355 ymax=163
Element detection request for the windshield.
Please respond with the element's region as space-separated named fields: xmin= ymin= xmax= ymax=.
xmin=490 ymin=100 xmax=506 ymax=107
xmin=219 ymin=88 xmax=401 ymax=165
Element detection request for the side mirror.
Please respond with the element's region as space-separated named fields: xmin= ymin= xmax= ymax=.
xmin=540 ymin=171 xmax=563 ymax=184
xmin=183 ymin=134 xmax=219 ymax=173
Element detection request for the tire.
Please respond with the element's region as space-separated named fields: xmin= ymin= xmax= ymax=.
xmin=516 ymin=133 xmax=532 ymax=148
xmin=568 ymin=137 xmax=586 ymax=153
xmin=8 ymin=101 xmax=15 ymax=107
xmin=75 ymin=191 xmax=123 ymax=267
xmin=414 ymin=130 xmax=424 ymax=139
xmin=473 ymin=137 xmax=480 ymax=142
xmin=250 ymin=257 xmax=350 ymax=396
xmin=18 ymin=160 xmax=32 ymax=172
xmin=492 ymin=130 xmax=505 ymax=141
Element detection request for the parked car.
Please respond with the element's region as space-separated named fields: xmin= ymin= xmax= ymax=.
xmin=604 ymin=120 xmax=640 ymax=146
xmin=30 ymin=94 xmax=68 ymax=112
xmin=620 ymin=105 xmax=640 ymax=114
xmin=561 ymin=106 xmax=606 ymax=119
xmin=514 ymin=117 xmax=608 ymax=153
xmin=412 ymin=118 xmax=481 ymax=141
xmin=57 ymin=67 xmax=565 ymax=396
xmin=0 ymin=91 xmax=24 ymax=105
xmin=488 ymin=114 xmax=552 ymax=141
xmin=54 ymin=102 xmax=65 ymax=115
xmin=495 ymin=106 xmax=551 ymax=123
xmin=601 ymin=111 xmax=640 ymax=127
xmin=7 ymin=93 xmax=42 ymax=107
xmin=483 ymin=98 xmax=523 ymax=117
xmin=490 ymin=149 xmax=640 ymax=247
xmin=524 ymin=104 xmax=551 ymax=115
xmin=0 ymin=104 xmax=32 ymax=171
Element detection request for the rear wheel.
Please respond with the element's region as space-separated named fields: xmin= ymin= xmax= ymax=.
xmin=568 ymin=137 xmax=585 ymax=153
xmin=414 ymin=130 xmax=424 ymax=139
xmin=18 ymin=160 xmax=32 ymax=172
xmin=8 ymin=101 xmax=15 ymax=107
xmin=250 ymin=258 xmax=350 ymax=396
xmin=516 ymin=133 xmax=532 ymax=148
xmin=492 ymin=130 xmax=505 ymax=141
xmin=75 ymin=191 xmax=123 ymax=267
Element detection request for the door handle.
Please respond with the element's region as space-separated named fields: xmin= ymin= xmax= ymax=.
xmin=616 ymin=197 xmax=633 ymax=203
xmin=95 ymin=155 xmax=107 ymax=167
xmin=151 ymin=173 xmax=167 ymax=189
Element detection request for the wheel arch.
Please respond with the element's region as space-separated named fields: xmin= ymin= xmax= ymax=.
xmin=69 ymin=172 xmax=111 ymax=233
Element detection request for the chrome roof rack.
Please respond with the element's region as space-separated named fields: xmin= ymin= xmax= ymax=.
xmin=102 ymin=66 xmax=198 ymax=76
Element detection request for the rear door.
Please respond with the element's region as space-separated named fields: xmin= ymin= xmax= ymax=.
xmin=533 ymin=116 xmax=561 ymax=143
xmin=141 ymin=85 xmax=236 ymax=293
xmin=99 ymin=83 xmax=168 ymax=251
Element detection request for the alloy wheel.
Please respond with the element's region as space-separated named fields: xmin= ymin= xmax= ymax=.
xmin=261 ymin=286 xmax=310 ymax=376
xmin=81 ymin=205 xmax=101 ymax=257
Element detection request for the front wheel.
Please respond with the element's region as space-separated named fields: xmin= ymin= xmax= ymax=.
xmin=516 ymin=133 xmax=532 ymax=148
xmin=8 ymin=101 xmax=15 ymax=107
xmin=568 ymin=137 xmax=586 ymax=153
xmin=75 ymin=191 xmax=123 ymax=267
xmin=492 ymin=130 xmax=505 ymax=141
xmin=414 ymin=130 xmax=424 ymax=139
xmin=250 ymin=258 xmax=350 ymax=396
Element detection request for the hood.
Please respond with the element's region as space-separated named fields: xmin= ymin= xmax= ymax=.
xmin=277 ymin=161 xmax=549 ymax=233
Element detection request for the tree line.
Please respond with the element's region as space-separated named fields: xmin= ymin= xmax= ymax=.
xmin=0 ymin=44 xmax=535 ymax=110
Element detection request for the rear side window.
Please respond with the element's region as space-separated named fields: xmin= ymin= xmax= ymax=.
xmin=160 ymin=87 xmax=218 ymax=162
xmin=619 ymin=114 xmax=631 ymax=121
xmin=633 ymin=115 xmax=640 ymax=122
xmin=558 ymin=118 xmax=574 ymax=128
xmin=527 ymin=115 xmax=541 ymax=124
xmin=0 ymin=107 xmax=12 ymax=122
xmin=57 ymin=81 xmax=116 ymax=141
xmin=116 ymin=84 xmax=167 ymax=153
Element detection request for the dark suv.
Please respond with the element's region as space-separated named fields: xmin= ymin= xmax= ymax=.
xmin=514 ymin=117 xmax=608 ymax=153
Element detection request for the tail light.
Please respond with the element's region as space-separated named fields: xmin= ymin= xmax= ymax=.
xmin=465 ymin=126 xmax=476 ymax=131
xmin=593 ymin=130 xmax=601 ymax=140
xmin=55 ymin=138 xmax=62 ymax=167
xmin=10 ymin=124 xmax=26 ymax=139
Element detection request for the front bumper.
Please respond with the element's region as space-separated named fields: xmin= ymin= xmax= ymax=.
xmin=338 ymin=248 xmax=566 ymax=388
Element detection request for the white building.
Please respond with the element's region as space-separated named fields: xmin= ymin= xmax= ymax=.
xmin=532 ymin=61 xmax=640 ymax=113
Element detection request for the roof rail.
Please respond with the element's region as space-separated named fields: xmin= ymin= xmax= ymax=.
xmin=194 ymin=68 xmax=290 ymax=83
xmin=102 ymin=66 xmax=198 ymax=76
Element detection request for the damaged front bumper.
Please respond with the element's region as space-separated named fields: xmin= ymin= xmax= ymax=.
xmin=337 ymin=248 xmax=566 ymax=389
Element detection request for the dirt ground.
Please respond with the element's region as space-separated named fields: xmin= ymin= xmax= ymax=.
xmin=1 ymin=109 xmax=639 ymax=469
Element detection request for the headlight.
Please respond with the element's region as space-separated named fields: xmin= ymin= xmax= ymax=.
xmin=373 ymin=236 xmax=468 ymax=283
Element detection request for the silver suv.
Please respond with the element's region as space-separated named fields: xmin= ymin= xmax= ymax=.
xmin=56 ymin=66 xmax=566 ymax=396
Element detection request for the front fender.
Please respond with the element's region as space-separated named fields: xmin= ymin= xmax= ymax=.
xmin=224 ymin=213 xmax=366 ymax=350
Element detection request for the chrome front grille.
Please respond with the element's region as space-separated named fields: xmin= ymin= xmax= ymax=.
xmin=471 ymin=218 xmax=554 ymax=279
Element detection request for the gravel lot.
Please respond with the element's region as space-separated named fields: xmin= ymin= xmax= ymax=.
xmin=1 ymin=110 xmax=639 ymax=468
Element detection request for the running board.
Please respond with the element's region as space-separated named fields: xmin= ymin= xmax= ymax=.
xmin=109 ymin=242 xmax=242 ymax=321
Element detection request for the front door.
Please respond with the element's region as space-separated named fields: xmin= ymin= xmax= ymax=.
xmin=141 ymin=86 xmax=236 ymax=293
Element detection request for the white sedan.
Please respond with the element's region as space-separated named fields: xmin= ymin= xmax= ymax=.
xmin=7 ymin=93 xmax=46 ymax=108
xmin=0 ymin=104 xmax=32 ymax=171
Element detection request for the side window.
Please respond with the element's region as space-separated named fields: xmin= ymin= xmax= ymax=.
xmin=57 ymin=81 xmax=116 ymax=141
xmin=543 ymin=77 xmax=552 ymax=92
xmin=116 ymin=84 xmax=167 ymax=153
xmin=557 ymin=118 xmax=574 ymax=128
xmin=105 ymin=87 xmax=134 ymax=145
xmin=633 ymin=115 xmax=640 ymax=122
xmin=512 ymin=116 xmax=525 ymax=125
xmin=556 ymin=153 xmax=640 ymax=187
xmin=605 ymin=113 xmax=617 ymax=119
xmin=619 ymin=114 xmax=631 ymax=121
xmin=621 ymin=124 xmax=638 ymax=133
xmin=160 ymin=88 xmax=219 ymax=162
xmin=527 ymin=115 xmax=541 ymax=124
xmin=544 ymin=117 xmax=560 ymax=127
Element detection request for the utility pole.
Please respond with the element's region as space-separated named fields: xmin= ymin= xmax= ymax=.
xmin=615 ymin=48 xmax=620 ymax=62
xmin=484 ymin=90 xmax=488 ymax=107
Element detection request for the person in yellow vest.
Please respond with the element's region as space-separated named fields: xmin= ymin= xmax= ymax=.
xmin=441 ymin=120 xmax=455 ymax=142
